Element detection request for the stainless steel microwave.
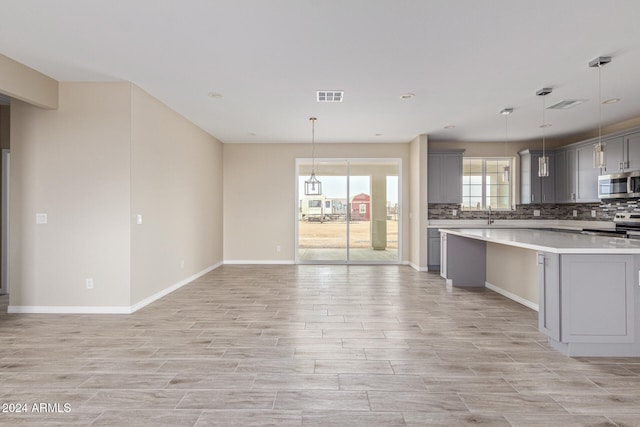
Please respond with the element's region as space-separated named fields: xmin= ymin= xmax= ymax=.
xmin=598 ymin=171 xmax=640 ymax=199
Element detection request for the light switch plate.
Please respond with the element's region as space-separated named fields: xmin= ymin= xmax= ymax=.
xmin=533 ymin=210 xmax=541 ymax=217
xmin=573 ymin=210 xmax=577 ymax=217
xmin=136 ymin=214 xmax=143 ymax=225
xmin=591 ymin=210 xmax=597 ymax=218
xmin=36 ymin=213 xmax=47 ymax=224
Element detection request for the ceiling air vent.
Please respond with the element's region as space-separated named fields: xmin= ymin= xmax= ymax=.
xmin=316 ymin=90 xmax=344 ymax=102
xmin=547 ymin=99 xmax=587 ymax=110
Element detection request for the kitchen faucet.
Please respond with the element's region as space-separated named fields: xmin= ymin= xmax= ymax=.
xmin=487 ymin=206 xmax=494 ymax=225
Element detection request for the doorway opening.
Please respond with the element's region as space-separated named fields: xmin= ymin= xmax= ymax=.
xmin=296 ymin=158 xmax=401 ymax=264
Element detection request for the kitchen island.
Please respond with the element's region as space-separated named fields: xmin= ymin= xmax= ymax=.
xmin=439 ymin=228 xmax=640 ymax=357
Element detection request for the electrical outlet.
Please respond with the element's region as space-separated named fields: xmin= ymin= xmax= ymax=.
xmin=136 ymin=214 xmax=143 ymax=225
xmin=180 ymin=260 xmax=185 ymax=269
xmin=452 ymin=209 xmax=458 ymax=217
xmin=573 ymin=210 xmax=578 ymax=217
xmin=276 ymin=245 xmax=281 ymax=253
xmin=591 ymin=210 xmax=597 ymax=218
xmin=36 ymin=213 xmax=48 ymax=224
xmin=533 ymin=210 xmax=541 ymax=217
xmin=86 ymin=278 xmax=94 ymax=289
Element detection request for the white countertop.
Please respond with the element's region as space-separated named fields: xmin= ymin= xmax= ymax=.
xmin=439 ymin=228 xmax=640 ymax=254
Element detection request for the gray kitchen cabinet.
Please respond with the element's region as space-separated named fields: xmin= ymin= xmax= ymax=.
xmin=538 ymin=252 xmax=636 ymax=349
xmin=427 ymin=228 xmax=441 ymax=270
xmin=576 ymin=143 xmax=599 ymax=202
xmin=554 ymin=138 xmax=604 ymax=203
xmin=626 ymin=132 xmax=640 ymax=171
xmin=560 ymin=254 xmax=635 ymax=343
xmin=428 ymin=150 xmax=464 ymax=203
xmin=555 ymin=148 xmax=577 ymax=203
xmin=603 ymin=136 xmax=625 ymax=173
xmin=538 ymin=252 xmax=560 ymax=341
xmin=554 ymin=150 xmax=567 ymax=202
xmin=520 ymin=149 xmax=555 ymax=204
xmin=602 ymin=132 xmax=640 ymax=173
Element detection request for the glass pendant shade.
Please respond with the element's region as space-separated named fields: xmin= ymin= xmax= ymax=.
xmin=593 ymin=141 xmax=606 ymax=169
xmin=502 ymin=165 xmax=510 ymax=183
xmin=538 ymin=156 xmax=549 ymax=177
xmin=536 ymin=88 xmax=552 ymax=178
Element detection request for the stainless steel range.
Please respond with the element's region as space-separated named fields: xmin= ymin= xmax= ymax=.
xmin=613 ymin=212 xmax=640 ymax=239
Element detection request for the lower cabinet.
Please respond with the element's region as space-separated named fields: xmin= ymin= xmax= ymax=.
xmin=427 ymin=229 xmax=441 ymax=270
xmin=561 ymin=254 xmax=635 ymax=343
xmin=538 ymin=252 xmax=636 ymax=345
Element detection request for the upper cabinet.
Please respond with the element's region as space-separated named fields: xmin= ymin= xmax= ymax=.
xmin=575 ymin=144 xmax=599 ymax=202
xmin=428 ymin=150 xmax=464 ymax=203
xmin=602 ymin=132 xmax=640 ymax=173
xmin=555 ymin=148 xmax=576 ymax=203
xmin=520 ymin=149 xmax=555 ymax=204
xmin=549 ymin=128 xmax=640 ymax=204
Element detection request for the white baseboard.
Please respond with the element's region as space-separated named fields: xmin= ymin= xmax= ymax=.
xmin=7 ymin=305 xmax=132 ymax=314
xmin=7 ymin=261 xmax=223 ymax=315
xmin=224 ymin=260 xmax=296 ymax=265
xmin=128 ymin=261 xmax=223 ymax=313
xmin=408 ymin=262 xmax=428 ymax=271
xmin=485 ymin=281 xmax=539 ymax=312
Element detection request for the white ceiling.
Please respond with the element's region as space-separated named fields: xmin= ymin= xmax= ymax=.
xmin=1 ymin=0 xmax=640 ymax=144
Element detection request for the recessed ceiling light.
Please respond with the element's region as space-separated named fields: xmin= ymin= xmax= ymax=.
xmin=603 ymin=98 xmax=620 ymax=104
xmin=547 ymin=99 xmax=586 ymax=110
xmin=207 ymin=92 xmax=223 ymax=98
xmin=539 ymin=123 xmax=552 ymax=128
xmin=375 ymin=133 xmax=383 ymax=136
xmin=400 ymin=93 xmax=415 ymax=100
xmin=248 ymin=132 xmax=257 ymax=137
xmin=444 ymin=125 xmax=456 ymax=129
xmin=500 ymin=108 xmax=513 ymax=115
xmin=316 ymin=90 xmax=344 ymax=102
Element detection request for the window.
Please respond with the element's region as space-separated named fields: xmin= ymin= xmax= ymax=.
xmin=462 ymin=158 xmax=512 ymax=210
xmin=359 ymin=203 xmax=367 ymax=214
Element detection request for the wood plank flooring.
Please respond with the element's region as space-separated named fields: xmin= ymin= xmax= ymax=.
xmin=1 ymin=265 xmax=639 ymax=426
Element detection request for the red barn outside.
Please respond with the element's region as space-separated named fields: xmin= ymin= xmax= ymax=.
xmin=350 ymin=193 xmax=370 ymax=221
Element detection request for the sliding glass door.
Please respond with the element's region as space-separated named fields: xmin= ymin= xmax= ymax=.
xmin=296 ymin=159 xmax=400 ymax=264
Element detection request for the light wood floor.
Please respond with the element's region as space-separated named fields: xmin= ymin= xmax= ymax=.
xmin=1 ymin=265 xmax=640 ymax=426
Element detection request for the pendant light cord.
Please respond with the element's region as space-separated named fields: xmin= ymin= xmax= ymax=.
xmin=504 ymin=114 xmax=509 ymax=157
xmin=542 ymin=95 xmax=546 ymax=157
xmin=310 ymin=117 xmax=317 ymax=174
xmin=598 ymin=64 xmax=602 ymax=145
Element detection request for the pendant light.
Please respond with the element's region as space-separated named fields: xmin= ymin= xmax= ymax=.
xmin=500 ymin=108 xmax=513 ymax=182
xmin=536 ymin=88 xmax=552 ymax=177
xmin=590 ymin=56 xmax=611 ymax=169
xmin=304 ymin=117 xmax=322 ymax=195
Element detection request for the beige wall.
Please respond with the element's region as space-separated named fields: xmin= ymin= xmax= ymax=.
xmin=223 ymin=142 xmax=410 ymax=262
xmin=0 ymin=54 xmax=58 ymax=109
xmin=9 ymin=83 xmax=132 ymax=307
xmin=409 ymin=134 xmax=429 ymax=269
xmin=130 ymin=85 xmax=223 ymax=304
xmin=486 ymin=243 xmax=538 ymax=306
xmin=9 ymin=82 xmax=223 ymax=310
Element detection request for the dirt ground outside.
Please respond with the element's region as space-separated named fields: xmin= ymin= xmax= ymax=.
xmin=299 ymin=220 xmax=398 ymax=249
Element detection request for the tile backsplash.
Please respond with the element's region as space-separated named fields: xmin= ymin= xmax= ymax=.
xmin=428 ymin=199 xmax=640 ymax=221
